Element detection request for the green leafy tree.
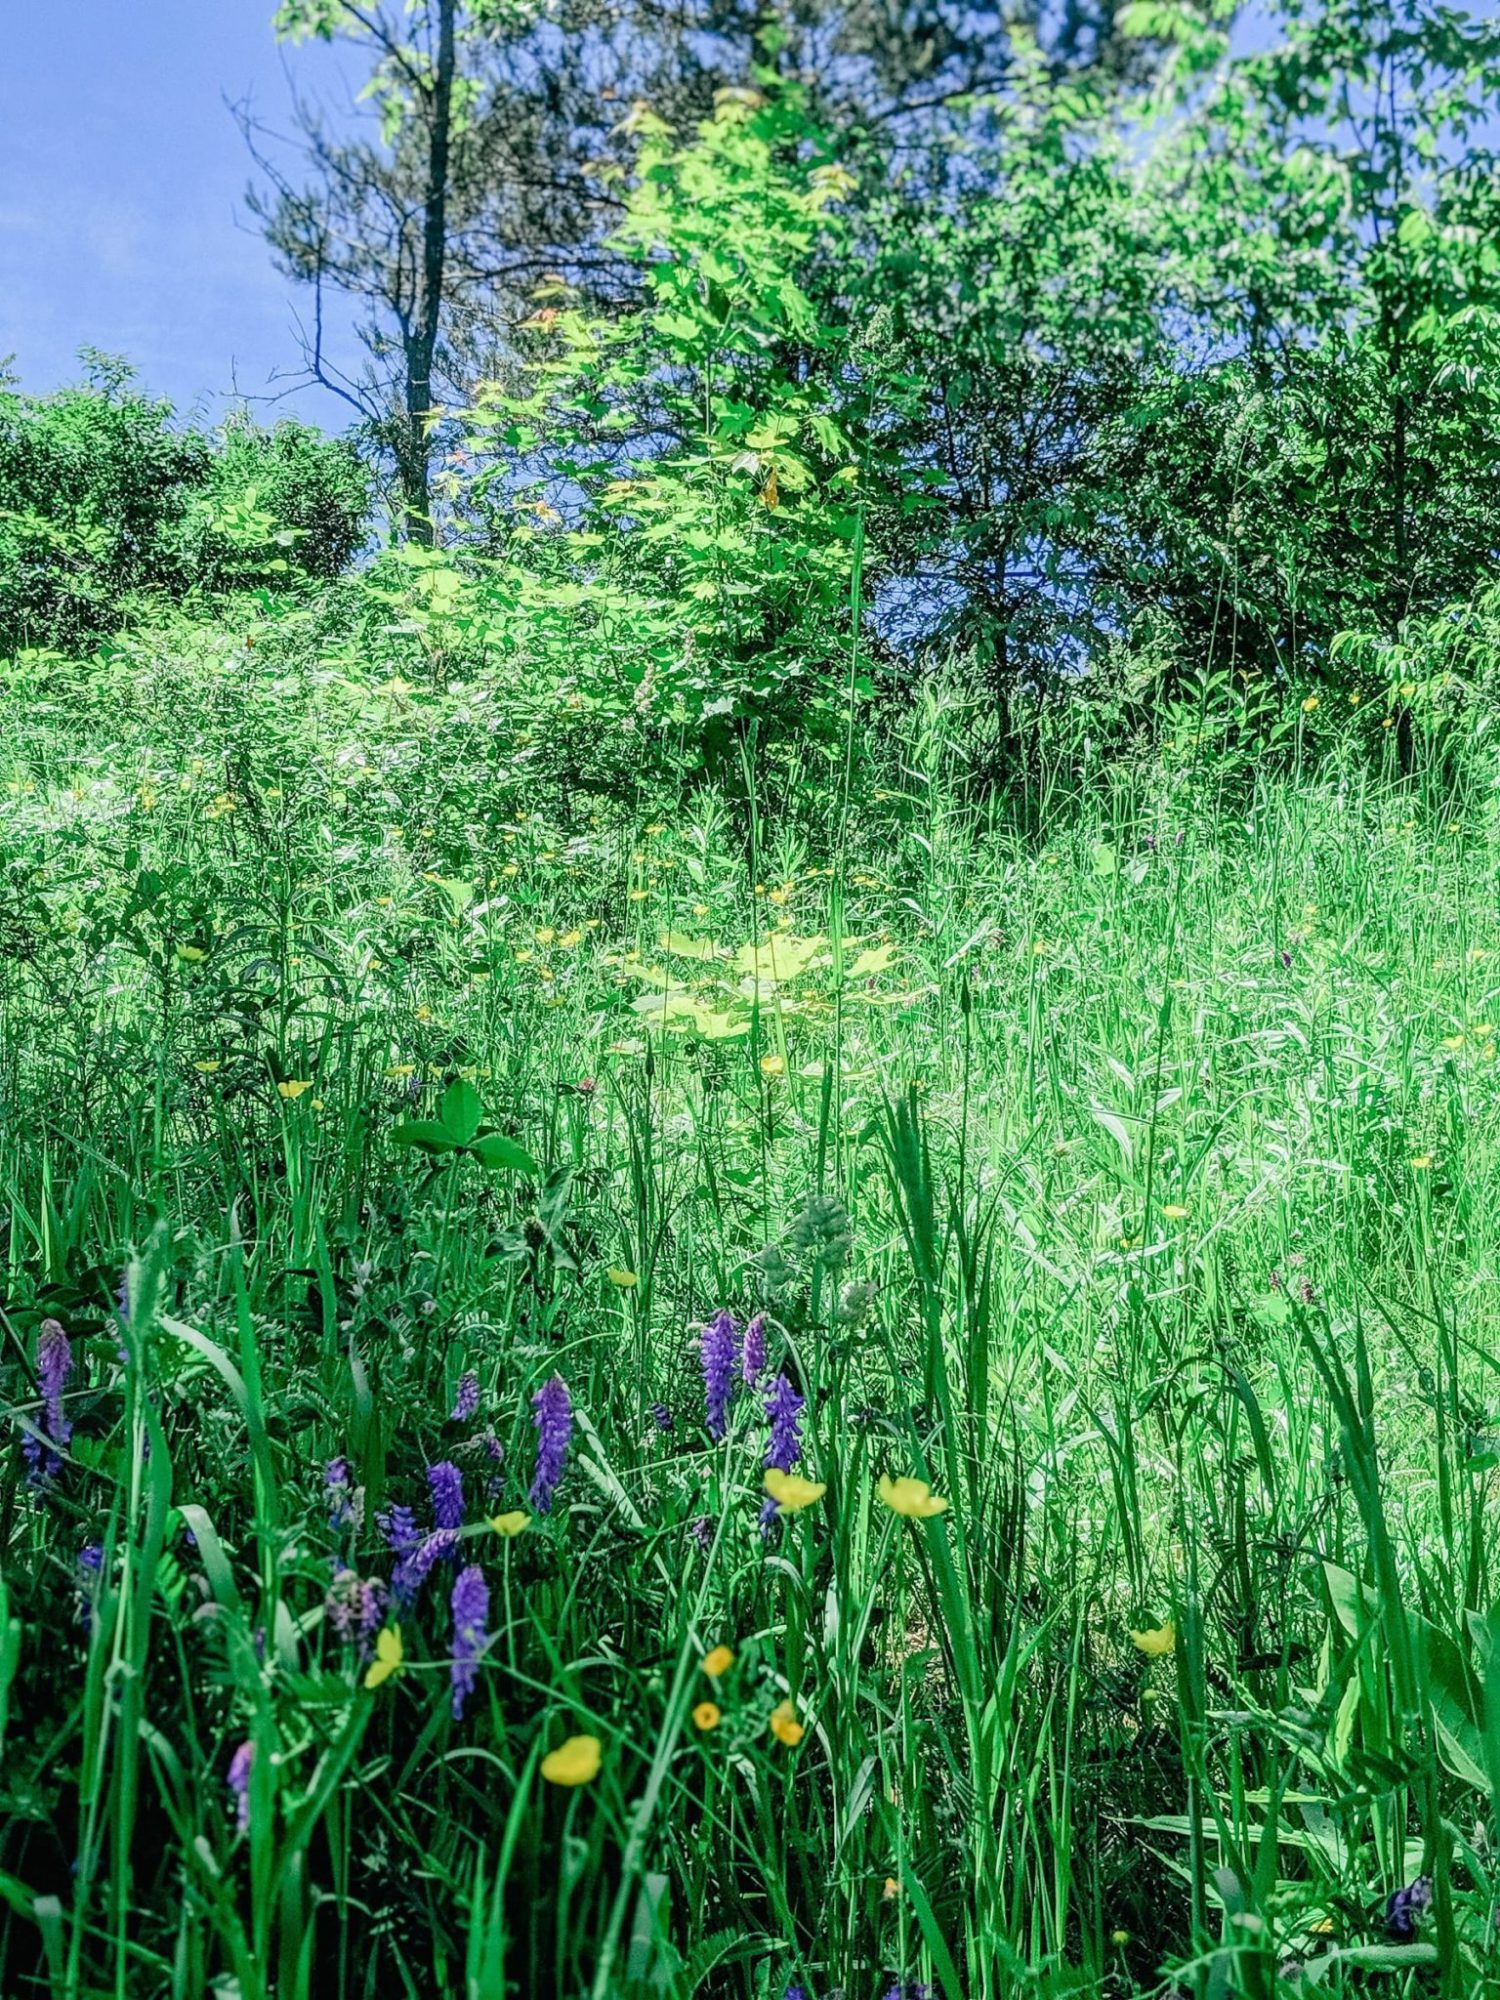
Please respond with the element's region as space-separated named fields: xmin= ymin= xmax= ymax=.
xmin=462 ymin=87 xmax=864 ymax=774
xmin=0 ymin=361 xmax=368 ymax=657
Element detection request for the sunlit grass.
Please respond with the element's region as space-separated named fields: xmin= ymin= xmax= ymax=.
xmin=3 ymin=626 xmax=1500 ymax=1997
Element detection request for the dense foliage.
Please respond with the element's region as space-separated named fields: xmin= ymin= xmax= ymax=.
xmin=6 ymin=0 xmax=1500 ymax=1996
xmin=0 ymin=367 xmax=368 ymax=656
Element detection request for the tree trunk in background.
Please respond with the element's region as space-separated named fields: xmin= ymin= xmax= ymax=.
xmin=402 ymin=0 xmax=456 ymax=542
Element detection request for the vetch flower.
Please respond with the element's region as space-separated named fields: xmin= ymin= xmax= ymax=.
xmin=769 ymin=1698 xmax=804 ymax=1747
xmin=741 ymin=1314 xmax=766 ymax=1387
xmin=24 ymin=1318 xmax=73 ymax=1479
xmin=378 ymin=1503 xmax=419 ymax=1554
xmin=877 ymin=1475 xmax=948 ymax=1519
xmin=365 ymin=1626 xmax=404 ymax=1689
xmin=701 ymin=1310 xmax=737 ymax=1440
xmin=327 ymin=1568 xmax=386 ymax=1647
xmin=449 ymin=1564 xmax=489 ymax=1719
xmin=428 ymin=1460 xmax=465 ymax=1531
xmin=529 ymin=1376 xmax=573 ymax=1513
xmin=324 ymin=1457 xmax=360 ymax=1530
xmin=764 ymin=1469 xmax=826 ymax=1513
xmin=227 ymin=1740 xmax=254 ymax=1830
xmin=649 ymin=1402 xmax=674 ymax=1432
xmin=391 ymin=1529 xmax=458 ymax=1610
xmin=764 ymin=1373 xmax=804 ymax=1473
xmin=1385 ymin=1876 xmax=1433 ymax=1940
xmin=541 ymin=1733 xmax=601 ymax=1786
xmin=450 ymin=1372 xmax=480 ymax=1423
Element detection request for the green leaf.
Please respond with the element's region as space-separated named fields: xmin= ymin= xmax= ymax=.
xmin=470 ymin=1133 xmax=538 ymax=1176
xmin=440 ymin=1079 xmax=484 ymax=1144
xmin=390 ymin=1120 xmax=461 ymax=1155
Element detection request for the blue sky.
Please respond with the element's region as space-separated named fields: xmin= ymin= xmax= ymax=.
xmin=0 ymin=0 xmax=360 ymax=429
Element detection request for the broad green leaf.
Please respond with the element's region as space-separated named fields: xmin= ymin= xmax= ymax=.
xmin=471 ymin=1133 xmax=538 ymax=1176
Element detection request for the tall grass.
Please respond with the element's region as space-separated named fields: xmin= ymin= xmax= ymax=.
xmin=3 ymin=623 xmax=1500 ymax=1997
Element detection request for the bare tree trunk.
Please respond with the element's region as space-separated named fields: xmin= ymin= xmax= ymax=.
xmin=403 ymin=0 xmax=457 ymax=541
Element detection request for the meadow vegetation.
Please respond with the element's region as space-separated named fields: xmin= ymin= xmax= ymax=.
xmin=7 ymin=1 xmax=1500 ymax=1996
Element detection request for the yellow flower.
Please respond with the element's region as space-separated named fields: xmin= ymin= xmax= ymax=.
xmin=278 ymin=1079 xmax=314 ymax=1100
xmin=384 ymin=1064 xmax=416 ymax=1080
xmin=490 ymin=1511 xmax=530 ymax=1538
xmin=193 ymin=1060 xmax=222 ymax=1074
xmin=1410 ymin=1154 xmax=1433 ymax=1170
xmin=1441 ymin=1035 xmax=1464 ymax=1051
xmin=607 ymin=1268 xmax=638 ymax=1289
xmin=541 ymin=1734 xmax=601 ymax=1786
xmin=883 ymin=1877 xmax=902 ymax=1901
xmin=175 ymin=945 xmax=206 ymax=964
xmin=692 ymin=1701 xmax=722 ymax=1732
xmin=764 ymin=1469 xmax=827 ymax=1513
xmin=535 ymin=927 xmax=557 ymax=946
xmin=1382 ymin=716 xmax=1394 ymax=728
xmin=769 ymin=1699 xmax=804 ymax=1747
xmin=500 ymin=862 xmax=519 ymax=878
xmin=701 ymin=1645 xmax=735 ymax=1678
xmin=759 ymin=1054 xmax=785 ymax=1079
xmin=1301 ymin=696 xmax=1320 ymax=713
xmin=1162 ymin=1204 xmax=1189 ymax=1221
xmin=364 ymin=1626 xmax=404 ymax=1689
xmin=1129 ymin=1620 xmax=1176 ymax=1657
xmin=877 ymin=1475 xmax=948 ymax=1519
xmin=1111 ymin=1928 xmax=1131 ymax=1945
xmin=558 ymin=929 xmax=584 ymax=949
xmin=1400 ymin=680 xmax=1417 ymax=697
xmin=1031 ymin=940 xmax=1047 ymax=957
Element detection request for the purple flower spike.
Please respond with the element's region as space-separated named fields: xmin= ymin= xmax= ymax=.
xmin=529 ymin=1376 xmax=572 ymax=1514
xmin=378 ymin=1503 xmax=419 ymax=1554
xmin=701 ymin=1310 xmax=737 ymax=1441
xmin=451 ymin=1372 xmax=480 ymax=1423
xmin=449 ymin=1564 xmax=489 ymax=1719
xmin=764 ymin=1373 xmax=805 ymax=1473
xmin=1386 ymin=1877 xmax=1433 ymax=1940
xmin=392 ymin=1528 xmax=459 ymax=1610
xmin=227 ymin=1740 xmax=254 ymax=1831
xmin=741 ymin=1314 xmax=766 ymax=1387
xmin=325 ymin=1457 xmax=360 ymax=1529
xmin=689 ymin=1515 xmax=714 ymax=1553
xmin=650 ymin=1402 xmax=674 ymax=1432
xmin=327 ymin=1568 xmax=386 ymax=1649
xmin=428 ymin=1460 xmax=465 ymax=1532
xmin=24 ymin=1318 xmax=73 ymax=1479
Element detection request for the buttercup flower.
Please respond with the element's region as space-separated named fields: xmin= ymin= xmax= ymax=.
xmin=365 ymin=1626 xmax=404 ymax=1689
xmin=769 ymin=1698 xmax=804 ymax=1747
xmin=877 ymin=1475 xmax=948 ymax=1519
xmin=764 ymin=1469 xmax=826 ymax=1513
xmin=541 ymin=1734 xmax=601 ymax=1786
xmin=489 ymin=1510 xmax=530 ymax=1537
xmin=701 ymin=1644 xmax=734 ymax=1678
xmin=1129 ymin=1621 xmax=1176 ymax=1657
xmin=692 ymin=1701 xmax=722 ymax=1731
